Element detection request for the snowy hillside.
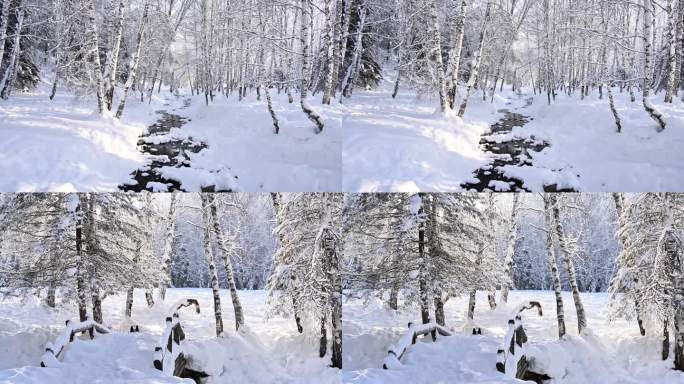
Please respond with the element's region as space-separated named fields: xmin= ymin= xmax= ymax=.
xmin=342 ymin=290 xmax=684 ymax=384
xmin=0 ymin=288 xmax=339 ymax=384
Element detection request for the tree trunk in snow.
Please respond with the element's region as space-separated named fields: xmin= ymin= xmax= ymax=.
xmin=340 ymin=3 xmax=366 ymax=99
xmin=46 ymin=283 xmax=56 ymax=308
xmin=299 ymin=0 xmax=325 ymax=133
xmin=467 ymin=290 xmax=476 ymax=320
xmin=667 ymin=207 xmax=684 ymax=370
xmin=201 ymin=194 xmax=223 ymax=337
xmin=389 ymin=284 xmax=399 ymax=310
xmin=641 ymin=0 xmax=666 ymax=130
xmin=434 ymin=292 xmax=446 ymax=326
xmin=612 ymin=193 xmax=646 ymax=336
xmin=86 ymin=0 xmax=104 ymax=113
xmin=265 ymin=86 xmax=281 ymax=134
xmin=75 ymin=196 xmax=88 ymax=323
xmin=0 ymin=6 xmax=24 ymax=100
xmin=664 ymin=0 xmax=678 ymax=103
xmin=104 ymin=0 xmax=126 ymax=111
xmin=552 ymin=198 xmax=587 ymax=334
xmin=0 ymin=0 xmax=11 ymax=76
xmin=428 ymin=0 xmax=448 ymax=112
xmin=501 ymin=194 xmax=520 ymax=303
xmin=319 ymin=315 xmax=327 ymax=358
xmin=448 ymin=0 xmax=467 ymax=108
xmin=145 ymin=289 xmax=154 ymax=307
xmin=322 ymin=226 xmax=342 ymax=369
xmin=321 ymin=0 xmax=336 ymax=105
xmin=487 ymin=292 xmax=497 ymax=309
xmin=91 ymin=281 xmax=103 ymax=324
xmin=115 ymin=2 xmax=149 ymax=119
xmin=544 ymin=195 xmax=566 ymax=339
xmin=457 ymin=2 xmax=491 ymax=117
xmin=208 ymin=194 xmax=245 ymax=331
xmin=159 ymin=193 xmax=178 ymax=301
xmin=417 ymin=202 xmax=432 ymax=340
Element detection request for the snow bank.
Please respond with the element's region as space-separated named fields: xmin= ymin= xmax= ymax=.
xmin=0 ymin=289 xmax=338 ymax=383
xmin=343 ymin=290 xmax=684 ymax=383
xmin=0 ymin=80 xmax=172 ymax=191
xmin=342 ymin=74 xmax=491 ymax=192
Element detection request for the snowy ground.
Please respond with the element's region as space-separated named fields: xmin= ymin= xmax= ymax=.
xmin=343 ymin=290 xmax=684 ymax=384
xmin=0 ymin=79 xmax=341 ymax=192
xmin=342 ymin=71 xmax=684 ymax=192
xmin=0 ymin=288 xmax=339 ymax=384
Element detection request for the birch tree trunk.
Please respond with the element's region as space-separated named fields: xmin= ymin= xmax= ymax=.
xmin=321 ymin=0 xmax=337 ymax=105
xmin=86 ymin=0 xmax=104 ymax=113
xmin=552 ymin=197 xmax=587 ymax=334
xmin=115 ymin=2 xmax=149 ymax=119
xmin=457 ymin=2 xmax=491 ymax=117
xmin=299 ymin=0 xmax=325 ymax=133
xmin=322 ymin=226 xmax=342 ymax=369
xmin=428 ymin=0 xmax=448 ymax=112
xmin=208 ymin=194 xmax=245 ymax=331
xmin=159 ymin=193 xmax=178 ymax=301
xmin=545 ymin=194 xmax=566 ymax=339
xmin=202 ymin=194 xmax=223 ymax=337
xmin=501 ymin=194 xmax=520 ymax=303
xmin=664 ymin=0 xmax=679 ymax=103
xmin=642 ymin=0 xmax=667 ymax=130
xmin=448 ymin=0 xmax=467 ymax=108
xmin=104 ymin=0 xmax=127 ymax=111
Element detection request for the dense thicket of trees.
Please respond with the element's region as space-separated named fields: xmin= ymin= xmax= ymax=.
xmin=0 ymin=192 xmax=343 ymax=368
xmin=0 ymin=0 xmax=383 ymax=131
xmin=343 ymin=192 xmax=684 ymax=371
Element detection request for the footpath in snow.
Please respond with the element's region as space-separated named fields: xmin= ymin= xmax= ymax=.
xmin=0 ymin=80 xmax=342 ymax=192
xmin=342 ymin=290 xmax=684 ymax=384
xmin=341 ymin=71 xmax=684 ymax=192
xmin=0 ymin=289 xmax=338 ymax=384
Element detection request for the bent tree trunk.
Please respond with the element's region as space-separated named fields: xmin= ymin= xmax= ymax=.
xmin=299 ymin=0 xmax=325 ymax=133
xmin=457 ymin=2 xmax=491 ymax=117
xmin=115 ymin=3 xmax=149 ymax=119
xmin=0 ymin=6 xmax=25 ymax=100
xmin=641 ymin=0 xmax=666 ymax=130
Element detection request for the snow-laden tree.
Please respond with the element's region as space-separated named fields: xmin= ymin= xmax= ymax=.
xmin=267 ymin=192 xmax=343 ymax=369
xmin=609 ymin=193 xmax=684 ymax=368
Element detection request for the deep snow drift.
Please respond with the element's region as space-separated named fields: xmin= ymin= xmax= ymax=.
xmin=0 ymin=288 xmax=338 ymax=384
xmin=342 ymin=290 xmax=684 ymax=384
xmin=0 ymin=79 xmax=341 ymax=192
xmin=341 ymin=72 xmax=684 ymax=192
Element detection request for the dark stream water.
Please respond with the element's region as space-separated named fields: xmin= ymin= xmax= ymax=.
xmin=119 ymin=99 xmax=231 ymax=192
xmin=461 ymin=98 xmax=575 ymax=192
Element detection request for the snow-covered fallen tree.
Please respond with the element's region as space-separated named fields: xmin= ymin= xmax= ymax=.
xmin=382 ymin=321 xmax=453 ymax=369
xmin=40 ymin=318 xmax=111 ymax=367
xmin=153 ymin=298 xmax=203 ymax=378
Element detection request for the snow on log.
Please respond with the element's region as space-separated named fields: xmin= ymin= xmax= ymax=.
xmin=496 ymin=301 xmax=550 ymax=381
xmin=40 ymin=318 xmax=110 ymax=367
xmin=153 ymin=298 xmax=200 ymax=377
xmin=382 ymin=321 xmax=452 ymax=369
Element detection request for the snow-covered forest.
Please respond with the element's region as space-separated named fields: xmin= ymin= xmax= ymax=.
xmin=0 ymin=192 xmax=342 ymax=383
xmin=342 ymin=192 xmax=684 ymax=383
xmin=341 ymin=0 xmax=684 ymax=192
xmin=0 ymin=0 xmax=352 ymax=191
